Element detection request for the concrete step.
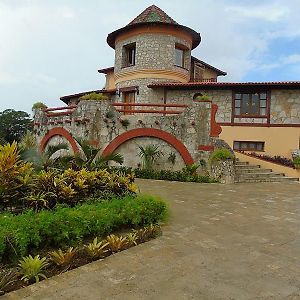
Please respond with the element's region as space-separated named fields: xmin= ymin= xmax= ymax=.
xmin=236 ymin=172 xmax=285 ymax=179
xmin=234 ymin=159 xmax=299 ymax=183
xmin=235 ymin=164 xmax=261 ymax=169
xmin=235 ymin=161 xmax=249 ymax=166
xmin=235 ymin=168 xmax=272 ymax=174
xmin=236 ymin=177 xmax=299 ymax=183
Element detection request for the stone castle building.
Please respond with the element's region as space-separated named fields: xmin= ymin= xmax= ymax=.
xmin=34 ymin=5 xmax=300 ymax=172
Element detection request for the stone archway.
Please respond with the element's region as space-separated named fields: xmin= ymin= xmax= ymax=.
xmin=102 ymin=128 xmax=194 ymax=165
xmin=39 ymin=127 xmax=79 ymax=153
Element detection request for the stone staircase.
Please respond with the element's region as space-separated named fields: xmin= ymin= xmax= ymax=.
xmin=234 ymin=160 xmax=299 ymax=183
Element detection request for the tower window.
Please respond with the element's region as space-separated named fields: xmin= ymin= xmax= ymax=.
xmin=123 ymin=43 xmax=136 ymax=68
xmin=175 ymin=46 xmax=184 ymax=67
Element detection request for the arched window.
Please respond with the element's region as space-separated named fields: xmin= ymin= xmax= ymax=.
xmin=193 ymin=93 xmax=203 ymax=100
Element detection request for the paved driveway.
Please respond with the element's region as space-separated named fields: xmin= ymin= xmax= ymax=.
xmin=4 ymin=180 xmax=300 ymax=300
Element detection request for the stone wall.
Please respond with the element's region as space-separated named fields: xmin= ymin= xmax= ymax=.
xmin=35 ymin=99 xmax=214 ymax=168
xmin=114 ymin=33 xmax=191 ymax=74
xmin=166 ymin=89 xmax=232 ymax=123
xmin=270 ymin=90 xmax=300 ymax=124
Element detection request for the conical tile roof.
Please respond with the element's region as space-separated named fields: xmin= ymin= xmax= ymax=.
xmin=107 ymin=5 xmax=201 ymax=49
xmin=128 ymin=5 xmax=178 ymax=26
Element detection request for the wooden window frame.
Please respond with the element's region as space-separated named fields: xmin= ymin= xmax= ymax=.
xmin=233 ymin=92 xmax=269 ymax=118
xmin=233 ymin=141 xmax=265 ymax=152
xmin=175 ymin=44 xmax=187 ymax=68
xmin=123 ymin=43 xmax=136 ymax=68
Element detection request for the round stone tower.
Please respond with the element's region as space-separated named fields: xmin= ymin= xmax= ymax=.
xmin=107 ymin=5 xmax=201 ymax=104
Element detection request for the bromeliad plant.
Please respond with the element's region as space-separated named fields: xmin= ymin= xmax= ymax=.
xmin=85 ymin=238 xmax=109 ymax=260
xmin=49 ymin=247 xmax=77 ymax=268
xmin=18 ymin=255 xmax=48 ymax=283
xmin=0 ymin=270 xmax=17 ymax=295
xmin=106 ymin=234 xmax=128 ymax=253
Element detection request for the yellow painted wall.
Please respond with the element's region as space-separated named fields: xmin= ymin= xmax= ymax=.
xmin=203 ymin=68 xmax=218 ymax=80
xmin=105 ymin=71 xmax=116 ymax=90
xmin=220 ymin=126 xmax=300 ymax=158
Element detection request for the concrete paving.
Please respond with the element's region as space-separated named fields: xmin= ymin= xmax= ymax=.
xmin=4 ymin=180 xmax=300 ymax=300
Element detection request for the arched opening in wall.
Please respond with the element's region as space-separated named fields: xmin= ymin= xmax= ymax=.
xmin=110 ymin=137 xmax=186 ymax=171
xmin=193 ymin=92 xmax=203 ymax=100
xmin=102 ymin=128 xmax=194 ymax=167
xmin=39 ymin=127 xmax=79 ymax=154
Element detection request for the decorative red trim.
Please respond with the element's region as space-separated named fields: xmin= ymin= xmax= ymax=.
xmin=210 ymin=104 xmax=222 ymax=137
xmin=112 ymin=103 xmax=188 ymax=107
xmin=219 ymin=122 xmax=300 ymax=128
xmin=46 ymin=111 xmax=74 ymax=117
xmin=102 ymin=128 xmax=194 ymax=165
xmin=198 ymin=145 xmax=214 ymax=151
xmin=39 ymin=127 xmax=79 ymax=153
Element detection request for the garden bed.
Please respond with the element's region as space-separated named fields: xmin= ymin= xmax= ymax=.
xmin=109 ymin=167 xmax=217 ymax=183
xmin=0 ymin=194 xmax=167 ymax=295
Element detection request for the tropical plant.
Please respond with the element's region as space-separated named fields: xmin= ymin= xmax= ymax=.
xmin=0 ymin=270 xmax=17 ymax=295
xmin=18 ymin=255 xmax=48 ymax=283
xmin=32 ymin=102 xmax=47 ymax=111
xmin=106 ymin=234 xmax=128 ymax=253
xmin=64 ymin=138 xmax=124 ymax=169
xmin=49 ymin=247 xmax=77 ymax=267
xmin=0 ymin=142 xmax=33 ymax=206
xmin=138 ymin=144 xmax=163 ymax=169
xmin=85 ymin=238 xmax=109 ymax=260
xmin=79 ymin=92 xmax=109 ymax=101
xmin=209 ymin=148 xmax=234 ymax=163
xmin=120 ymin=119 xmax=130 ymax=128
xmin=293 ymin=157 xmax=300 ymax=168
xmin=21 ymin=142 xmax=69 ymax=170
xmin=134 ymin=228 xmax=150 ymax=243
xmin=126 ymin=232 xmax=138 ymax=247
xmin=182 ymin=163 xmax=200 ymax=176
xmin=18 ymin=131 xmax=36 ymax=151
xmin=145 ymin=224 xmax=161 ymax=238
xmin=167 ymin=152 xmax=176 ymax=165
xmin=24 ymin=191 xmax=55 ymax=211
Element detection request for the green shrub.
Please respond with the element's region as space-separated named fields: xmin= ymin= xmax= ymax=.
xmin=209 ymin=148 xmax=234 ymax=163
xmin=293 ymin=157 xmax=300 ymax=164
xmin=79 ymin=92 xmax=109 ymax=101
xmin=0 ymin=194 xmax=167 ymax=262
xmin=109 ymin=166 xmax=216 ymax=183
xmin=32 ymin=102 xmax=47 ymax=110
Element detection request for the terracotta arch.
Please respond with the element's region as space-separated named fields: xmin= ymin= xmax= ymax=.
xmin=102 ymin=128 xmax=194 ymax=165
xmin=39 ymin=127 xmax=79 ymax=153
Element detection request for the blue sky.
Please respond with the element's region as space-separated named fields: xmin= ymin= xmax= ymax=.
xmin=0 ymin=0 xmax=299 ymax=113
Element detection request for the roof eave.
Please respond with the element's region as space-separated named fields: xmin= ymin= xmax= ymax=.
xmin=107 ymin=22 xmax=201 ymax=50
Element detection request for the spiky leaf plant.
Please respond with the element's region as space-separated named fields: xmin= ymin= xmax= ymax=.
xmin=18 ymin=255 xmax=48 ymax=283
xmin=49 ymin=247 xmax=77 ymax=267
xmin=0 ymin=270 xmax=17 ymax=295
xmin=126 ymin=232 xmax=138 ymax=247
xmin=85 ymin=238 xmax=109 ymax=260
xmin=106 ymin=234 xmax=128 ymax=253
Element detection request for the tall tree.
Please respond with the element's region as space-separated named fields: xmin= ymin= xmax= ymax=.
xmin=0 ymin=109 xmax=32 ymax=143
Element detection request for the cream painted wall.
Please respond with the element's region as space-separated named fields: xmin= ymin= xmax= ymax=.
xmin=220 ymin=126 xmax=300 ymax=158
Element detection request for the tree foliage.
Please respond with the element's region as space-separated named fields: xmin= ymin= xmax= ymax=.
xmin=0 ymin=109 xmax=32 ymax=143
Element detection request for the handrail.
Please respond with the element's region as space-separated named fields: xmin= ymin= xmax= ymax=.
xmin=44 ymin=105 xmax=77 ymax=112
xmin=116 ymin=109 xmax=182 ymax=114
xmin=46 ymin=110 xmax=75 ymax=117
xmin=112 ymin=103 xmax=188 ymax=108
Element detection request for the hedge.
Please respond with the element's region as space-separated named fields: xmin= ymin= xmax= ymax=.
xmin=0 ymin=194 xmax=167 ymax=262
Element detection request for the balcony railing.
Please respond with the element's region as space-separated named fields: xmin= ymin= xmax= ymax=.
xmin=44 ymin=105 xmax=77 ymax=117
xmin=112 ymin=103 xmax=188 ymax=115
